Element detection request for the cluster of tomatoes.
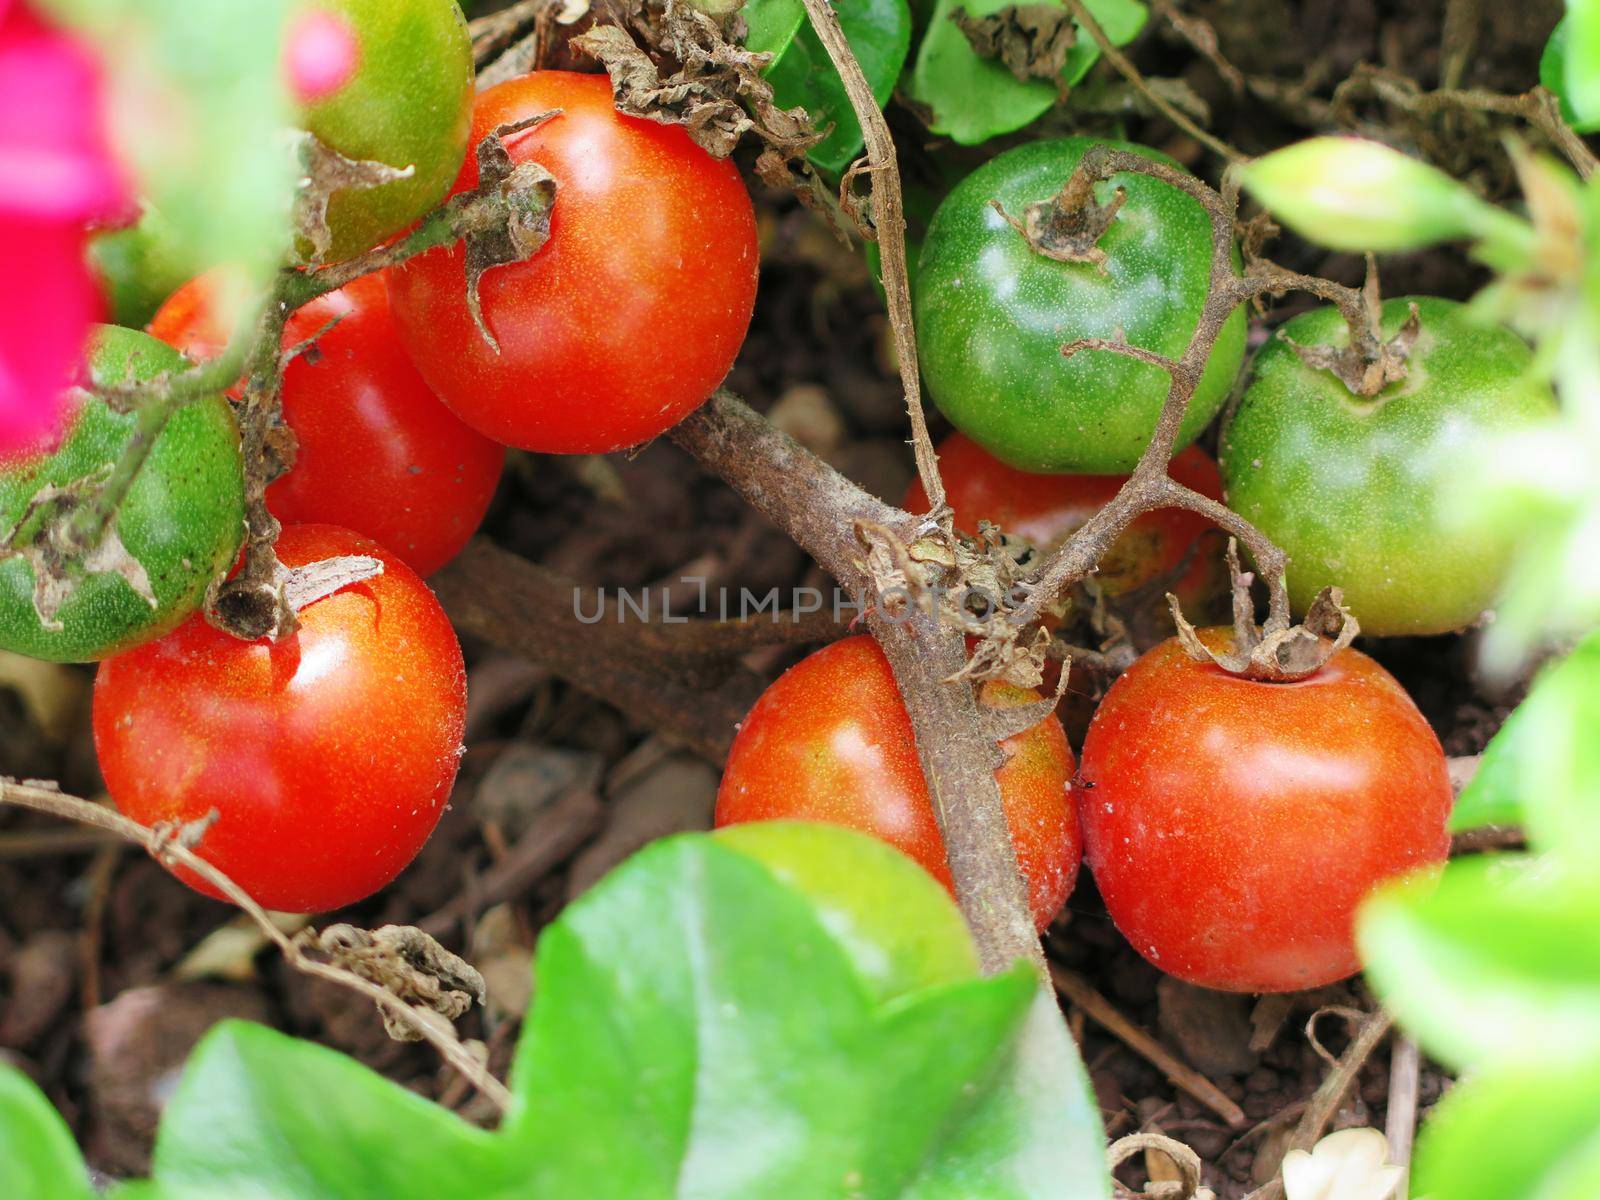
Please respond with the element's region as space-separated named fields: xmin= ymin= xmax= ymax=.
xmin=0 ymin=3 xmax=1544 ymax=996
xmin=0 ymin=3 xmax=759 ymax=913
xmin=718 ymin=137 xmax=1553 ymax=994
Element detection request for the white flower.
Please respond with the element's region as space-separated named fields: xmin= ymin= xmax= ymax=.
xmin=1282 ymin=1128 xmax=1404 ymax=1200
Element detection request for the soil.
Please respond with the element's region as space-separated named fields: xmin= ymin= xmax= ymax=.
xmin=0 ymin=1 xmax=1559 ymax=1195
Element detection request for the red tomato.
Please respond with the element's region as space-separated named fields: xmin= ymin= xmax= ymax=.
xmin=715 ymin=636 xmax=1080 ymax=932
xmin=1077 ymin=631 xmax=1452 ymax=992
xmin=149 ymin=272 xmax=503 ymax=577
xmin=906 ymin=432 xmax=1226 ymax=607
xmin=385 ymin=71 xmax=759 ymax=454
xmin=93 ymin=524 xmax=467 ymax=912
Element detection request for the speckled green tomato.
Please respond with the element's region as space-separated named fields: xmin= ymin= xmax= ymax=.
xmin=301 ymin=0 xmax=474 ymax=263
xmin=715 ymin=822 xmax=979 ymax=1003
xmin=1220 ymin=297 xmax=1557 ymax=637
xmin=914 ymin=138 xmax=1247 ymax=474
xmin=0 ymin=328 xmax=245 ymax=663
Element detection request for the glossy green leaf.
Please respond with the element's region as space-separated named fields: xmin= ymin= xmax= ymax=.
xmin=1412 ymin=1056 xmax=1600 ymax=1200
xmin=40 ymin=0 xmax=296 ymax=288
xmin=907 ymin=0 xmax=1146 ymax=144
xmin=149 ymin=1021 xmax=510 ymax=1200
xmin=504 ymin=836 xmax=1109 ymax=1198
xmin=766 ymin=0 xmax=913 ymax=173
xmin=744 ymin=0 xmax=807 ymax=57
xmin=1359 ymin=856 xmax=1600 ymax=1071
xmin=0 ymin=1069 xmax=93 ymax=1200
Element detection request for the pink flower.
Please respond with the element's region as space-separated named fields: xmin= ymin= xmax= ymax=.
xmin=283 ymin=8 xmax=360 ymax=104
xmin=0 ymin=0 xmax=127 ymax=459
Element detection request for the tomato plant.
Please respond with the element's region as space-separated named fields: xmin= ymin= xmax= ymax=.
xmin=914 ymin=137 xmax=1246 ymax=474
xmin=299 ymin=0 xmax=474 ymax=263
xmin=1220 ymin=296 xmax=1557 ymax=637
xmin=150 ymin=271 xmax=504 ymax=576
xmin=0 ymin=327 xmax=244 ymax=663
xmin=386 ymin=71 xmax=759 ymax=454
xmin=92 ymin=523 xmax=466 ymax=912
xmin=715 ymin=635 xmax=1079 ymax=932
xmin=1077 ymin=629 xmax=1452 ymax=993
xmin=905 ymin=432 xmax=1226 ymax=609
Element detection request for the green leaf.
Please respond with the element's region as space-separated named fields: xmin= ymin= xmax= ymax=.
xmin=744 ymin=0 xmax=807 ymax=57
xmin=1517 ymin=629 xmax=1600 ymax=864
xmin=1358 ymin=856 xmax=1600 ymax=1072
xmin=1565 ymin=0 xmax=1600 ymax=130
xmin=906 ymin=0 xmax=1146 ymax=145
xmin=39 ymin=0 xmax=297 ymax=291
xmin=1412 ymin=1056 xmax=1600 ymax=1200
xmin=0 ymin=1068 xmax=93 ymax=1200
xmin=503 ymin=836 xmax=1109 ymax=1198
xmin=1450 ymin=692 xmax=1536 ymax=833
xmin=764 ymin=0 xmax=913 ymax=174
xmin=149 ymin=1021 xmax=510 ymax=1200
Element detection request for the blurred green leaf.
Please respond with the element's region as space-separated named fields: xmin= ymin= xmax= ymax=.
xmin=40 ymin=0 xmax=296 ymax=295
xmin=1517 ymin=630 xmax=1600 ymax=862
xmin=1359 ymin=856 xmax=1600 ymax=1072
xmin=88 ymin=207 xmax=192 ymax=329
xmin=504 ymin=836 xmax=1109 ymax=1198
xmin=765 ymin=0 xmax=913 ymax=174
xmin=150 ymin=1021 xmax=510 ymax=1199
xmin=0 ymin=1068 xmax=93 ymax=1200
xmin=1412 ymin=1056 xmax=1600 ymax=1200
xmin=1565 ymin=0 xmax=1600 ymax=130
xmin=907 ymin=0 xmax=1146 ymax=144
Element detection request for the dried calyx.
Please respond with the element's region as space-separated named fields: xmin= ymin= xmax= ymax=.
xmin=1169 ymin=540 xmax=1358 ymax=682
xmin=991 ymin=161 xmax=1126 ymax=272
xmin=1284 ymin=263 xmax=1420 ymax=398
xmin=294 ymin=132 xmax=417 ymax=267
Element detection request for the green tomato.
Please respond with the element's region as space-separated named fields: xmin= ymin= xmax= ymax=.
xmin=0 ymin=328 xmax=246 ymax=663
xmin=914 ymin=137 xmax=1247 ymax=474
xmin=88 ymin=208 xmax=192 ymax=330
xmin=1220 ymin=297 xmax=1557 ymax=637
xmin=714 ymin=821 xmax=979 ymax=1003
xmin=302 ymin=0 xmax=474 ymax=263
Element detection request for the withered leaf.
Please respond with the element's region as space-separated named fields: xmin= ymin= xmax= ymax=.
xmin=294 ymin=132 xmax=417 ymax=266
xmin=953 ymin=3 xmax=1079 ymax=91
xmin=300 ymin=924 xmax=487 ymax=1042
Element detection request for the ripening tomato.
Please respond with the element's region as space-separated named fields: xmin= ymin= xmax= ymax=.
xmin=905 ymin=432 xmax=1226 ymax=609
xmin=1077 ymin=630 xmax=1452 ymax=993
xmin=716 ymin=636 xmax=1080 ymax=932
xmin=298 ymin=0 xmax=475 ymax=262
xmin=150 ymin=271 xmax=503 ymax=576
xmin=915 ymin=138 xmax=1246 ymax=474
xmin=386 ymin=71 xmax=759 ymax=454
xmin=93 ymin=523 xmax=466 ymax=912
xmin=1220 ymin=297 xmax=1556 ymax=636
xmin=0 ymin=327 xmax=245 ymax=663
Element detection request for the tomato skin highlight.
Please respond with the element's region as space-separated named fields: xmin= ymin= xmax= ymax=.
xmin=150 ymin=272 xmax=504 ymax=577
xmin=914 ymin=138 xmax=1246 ymax=474
xmin=715 ymin=635 xmax=1080 ymax=932
xmin=93 ymin=524 xmax=467 ymax=913
xmin=905 ymin=432 xmax=1226 ymax=608
xmin=0 ymin=327 xmax=245 ymax=663
xmin=1220 ymin=296 xmax=1556 ymax=636
xmin=386 ymin=71 xmax=759 ymax=454
xmin=1077 ymin=631 xmax=1452 ymax=993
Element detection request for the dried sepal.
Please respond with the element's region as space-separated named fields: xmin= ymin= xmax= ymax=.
xmin=1285 ymin=266 xmax=1420 ymax=397
xmin=299 ymin=924 xmax=486 ymax=1042
xmin=1169 ymin=539 xmax=1358 ymax=682
xmin=294 ymin=131 xmax=417 ymax=266
xmin=952 ymin=3 xmax=1079 ymax=93
xmin=990 ymin=163 xmax=1128 ymax=272
xmin=0 ymin=476 xmax=158 ymax=631
xmin=461 ymin=114 xmax=562 ymax=351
